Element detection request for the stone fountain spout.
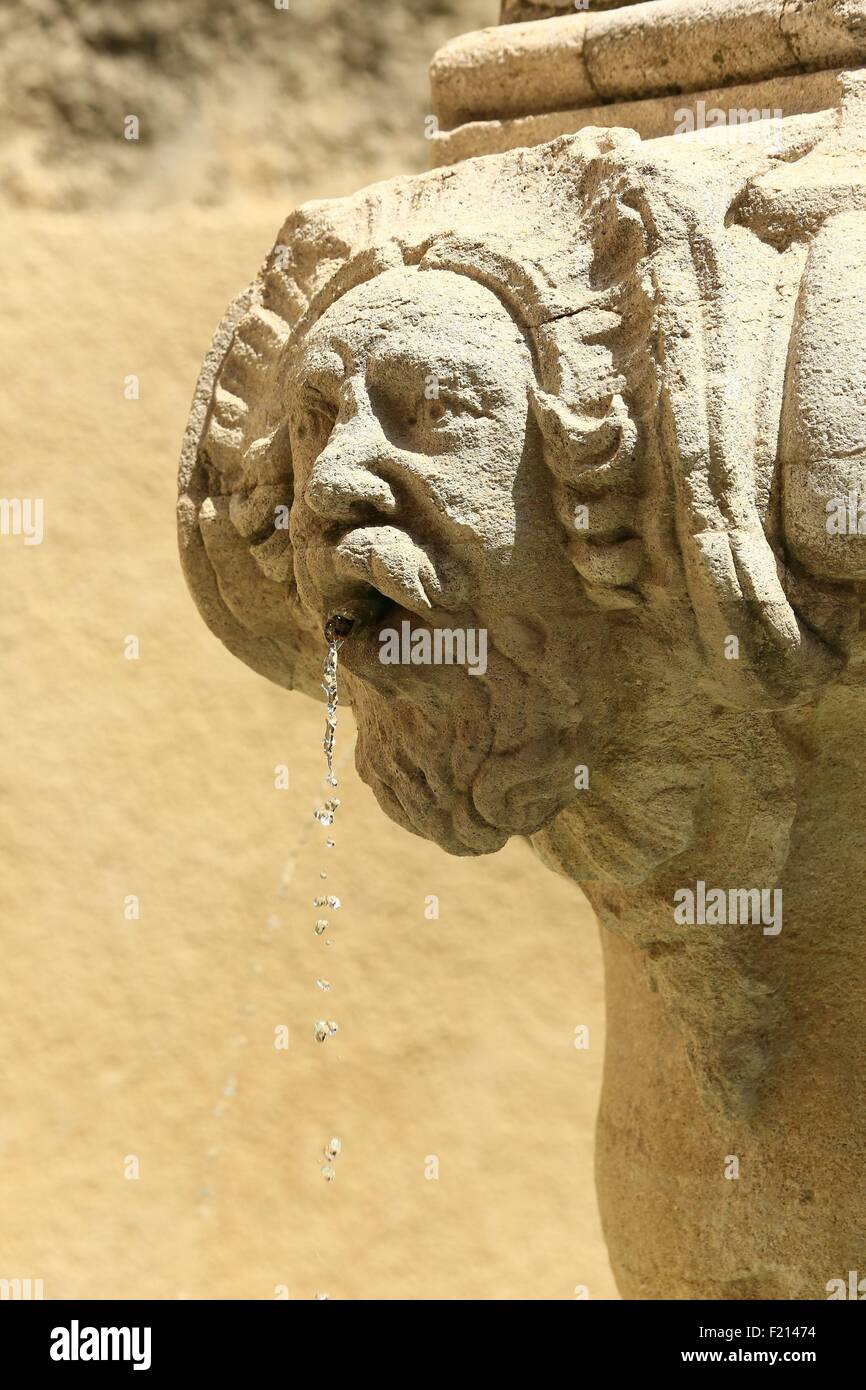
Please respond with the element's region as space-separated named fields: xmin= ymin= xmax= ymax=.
xmin=178 ymin=1 xmax=866 ymax=1299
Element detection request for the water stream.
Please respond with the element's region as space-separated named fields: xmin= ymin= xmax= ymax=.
xmin=311 ymin=618 xmax=354 ymax=1207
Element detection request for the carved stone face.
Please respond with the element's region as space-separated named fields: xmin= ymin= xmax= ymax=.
xmin=286 ymin=266 xmax=588 ymax=854
xmin=181 ymin=125 xmax=864 ymax=880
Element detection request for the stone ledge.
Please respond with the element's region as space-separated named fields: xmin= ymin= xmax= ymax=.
xmin=429 ymin=67 xmax=842 ymax=165
xmin=430 ymin=0 xmax=866 ymax=129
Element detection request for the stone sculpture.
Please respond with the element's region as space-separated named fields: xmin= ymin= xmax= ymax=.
xmin=179 ymin=1 xmax=866 ymax=1299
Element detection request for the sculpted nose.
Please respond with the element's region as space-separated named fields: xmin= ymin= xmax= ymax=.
xmin=304 ymin=421 xmax=398 ymax=524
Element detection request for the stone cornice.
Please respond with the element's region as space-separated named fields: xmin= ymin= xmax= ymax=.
xmin=430 ymin=0 xmax=866 ymax=131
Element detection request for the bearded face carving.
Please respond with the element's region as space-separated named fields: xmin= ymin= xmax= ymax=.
xmin=286 ymin=265 xmax=595 ymax=854
xmin=178 ymin=108 xmax=866 ymax=892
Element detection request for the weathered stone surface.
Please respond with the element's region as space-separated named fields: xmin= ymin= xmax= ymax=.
xmin=430 ymin=14 xmax=595 ymax=127
xmin=432 ymin=0 xmax=866 ymax=131
xmin=585 ymin=0 xmax=797 ymax=105
xmin=783 ymin=0 xmax=866 ymax=68
xmin=429 ymin=70 xmax=840 ymax=164
xmin=179 ymin=9 xmax=866 ymax=1301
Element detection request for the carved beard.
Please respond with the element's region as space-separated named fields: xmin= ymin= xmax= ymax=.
xmin=344 ymin=635 xmax=585 ymax=857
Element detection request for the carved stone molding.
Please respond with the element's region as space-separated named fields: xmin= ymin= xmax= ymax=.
xmin=430 ymin=0 xmax=866 ymax=163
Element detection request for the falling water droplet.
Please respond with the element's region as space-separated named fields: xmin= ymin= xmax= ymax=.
xmin=314 ymin=1020 xmax=339 ymax=1043
xmin=326 ymin=1137 xmax=342 ymax=1159
xmin=316 ymin=979 xmax=332 ymax=991
xmin=314 ymin=895 xmax=341 ymax=910
xmin=320 ymin=1163 xmax=336 ymax=1183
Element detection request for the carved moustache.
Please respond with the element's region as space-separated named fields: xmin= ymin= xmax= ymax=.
xmin=321 ymin=524 xmax=463 ymax=626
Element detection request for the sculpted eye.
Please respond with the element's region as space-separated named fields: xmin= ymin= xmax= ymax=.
xmin=297 ymin=387 xmax=337 ymax=442
xmin=366 ymin=375 xmax=483 ymax=453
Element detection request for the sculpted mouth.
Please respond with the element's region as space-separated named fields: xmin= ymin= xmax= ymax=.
xmin=314 ymin=525 xmax=456 ymax=641
xmin=324 ymin=612 xmax=356 ymax=641
xmin=321 ymin=582 xmax=394 ymax=632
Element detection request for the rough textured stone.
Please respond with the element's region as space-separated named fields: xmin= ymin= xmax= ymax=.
xmin=783 ymin=0 xmax=866 ymax=68
xmin=179 ymin=12 xmax=866 ymax=1300
xmin=584 ymin=0 xmax=797 ymax=104
xmin=428 ymin=70 xmax=841 ymax=164
xmin=430 ymin=14 xmax=594 ymax=127
xmin=432 ymin=0 xmax=866 ymax=130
